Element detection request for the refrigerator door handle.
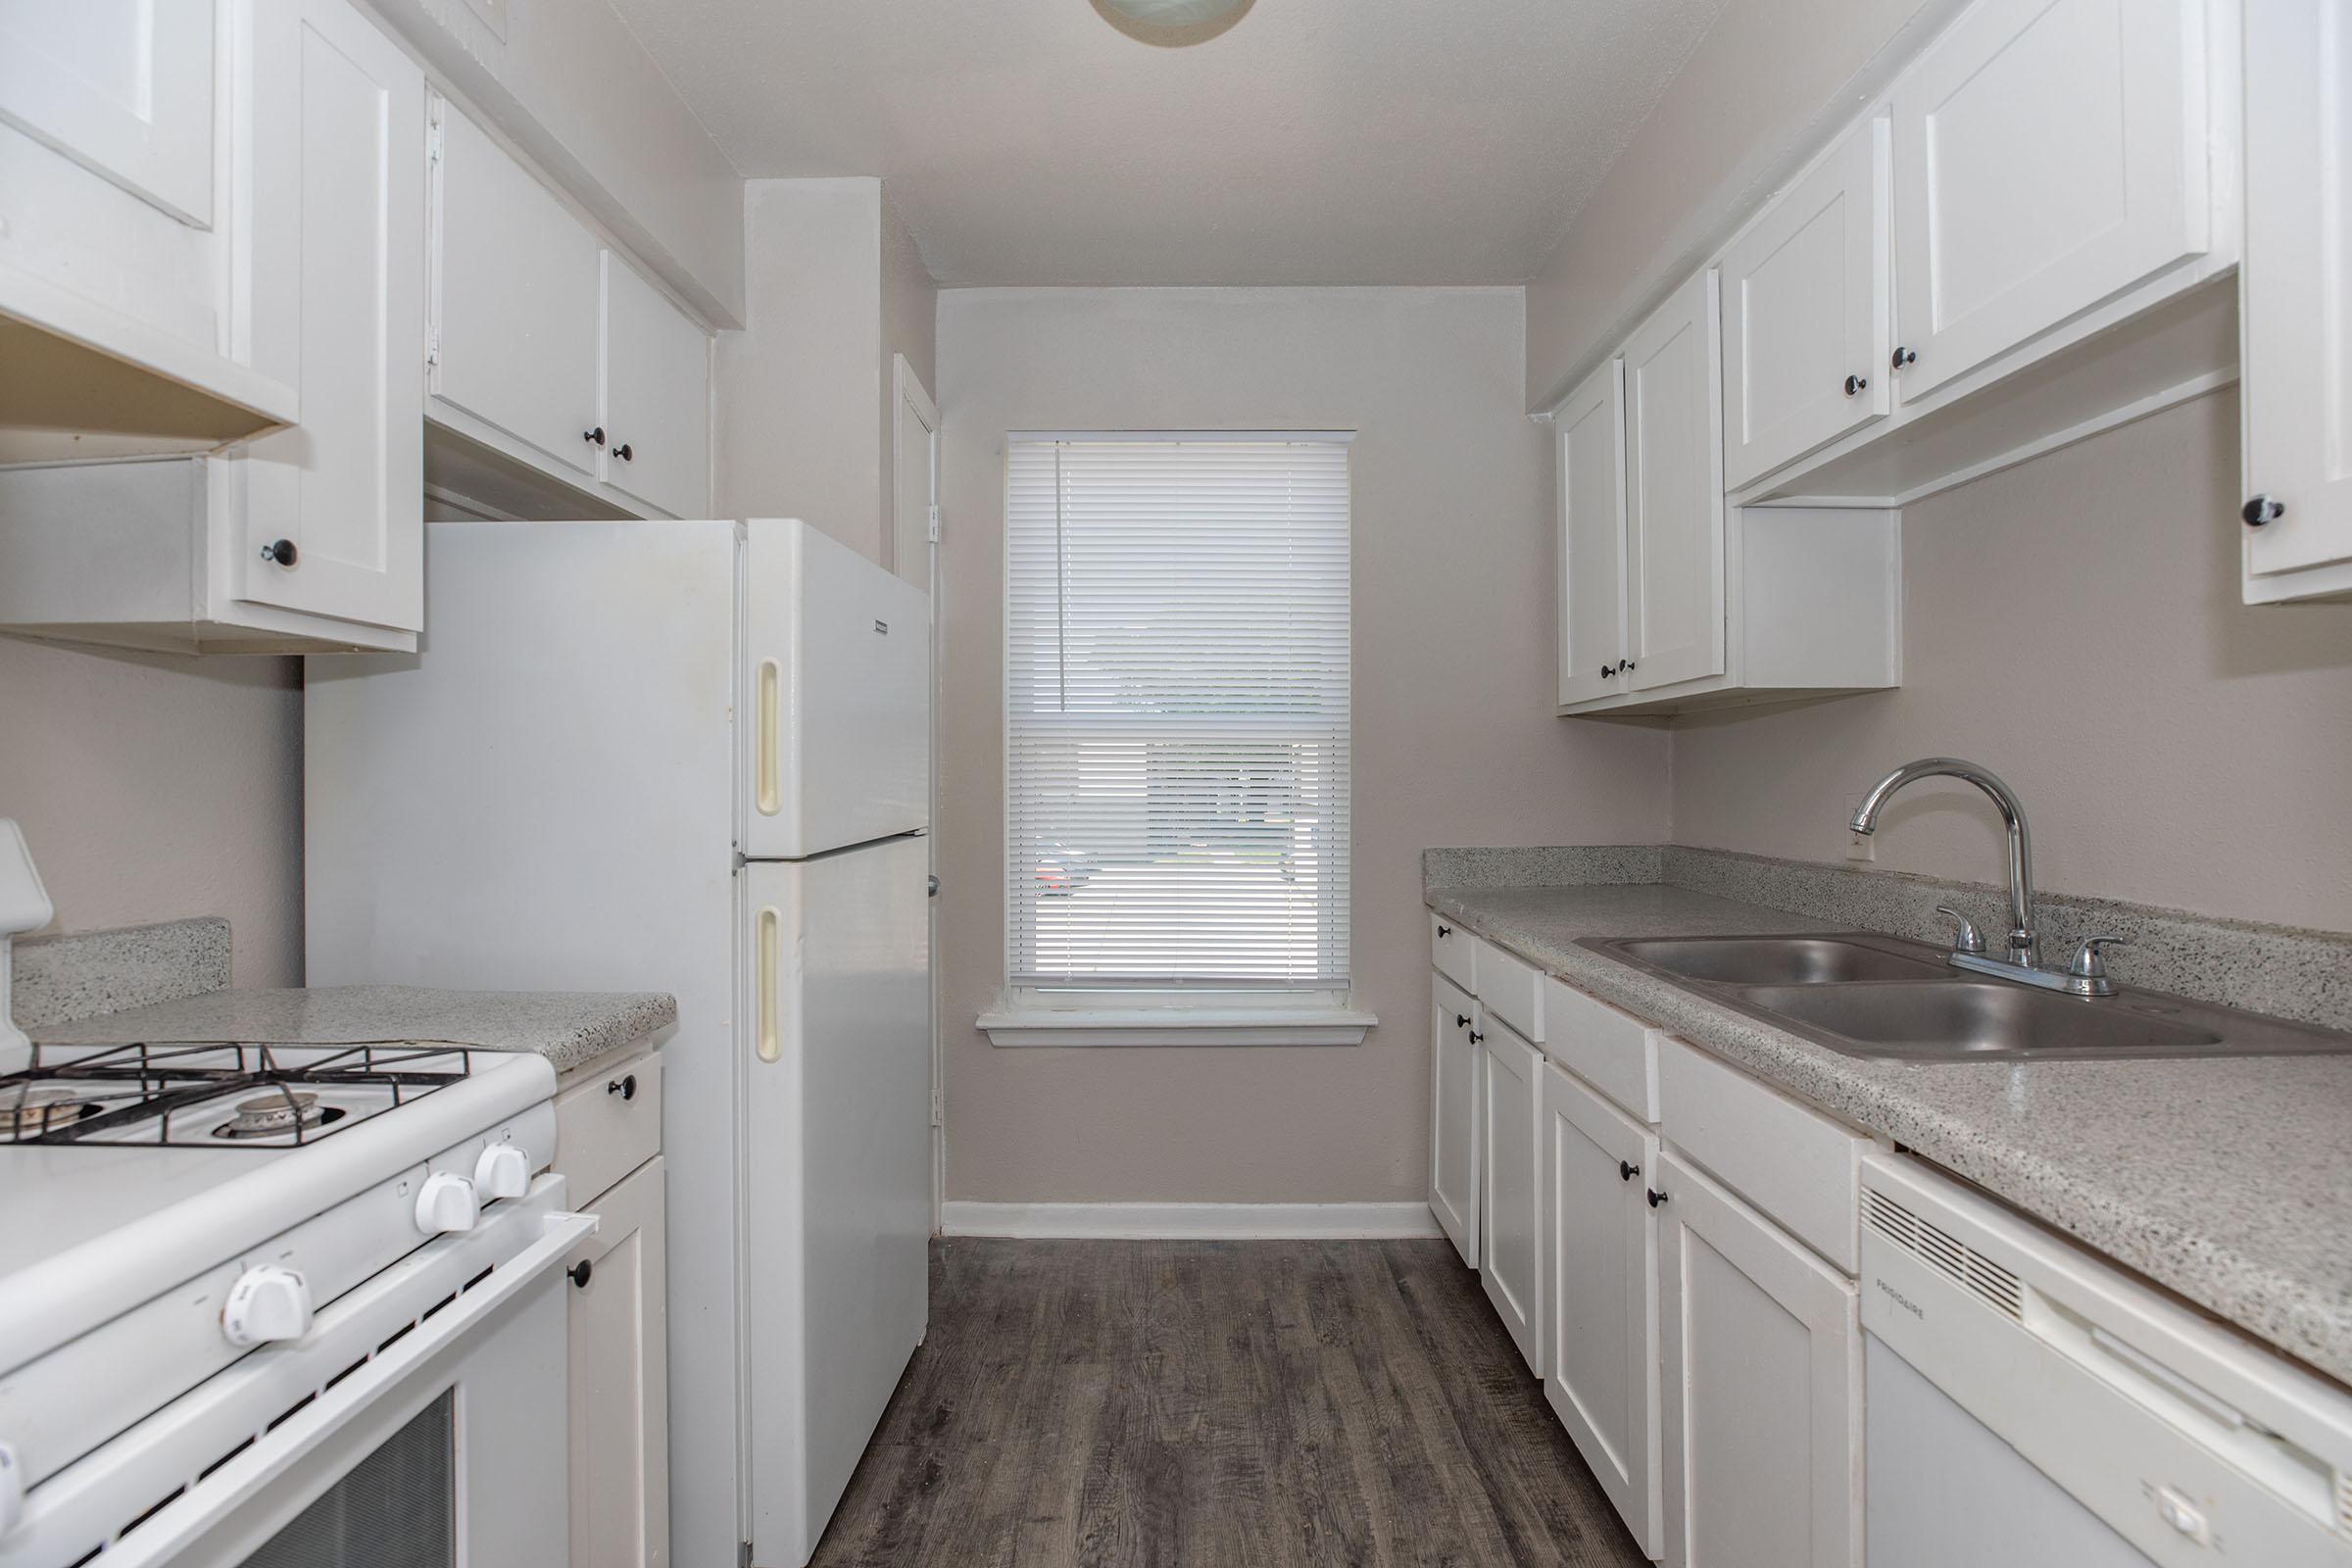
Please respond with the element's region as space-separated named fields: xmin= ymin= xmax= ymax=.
xmin=756 ymin=659 xmax=782 ymax=818
xmin=756 ymin=905 xmax=781 ymax=1062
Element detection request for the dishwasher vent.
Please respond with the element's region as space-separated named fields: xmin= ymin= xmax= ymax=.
xmin=1864 ymin=1186 xmax=2024 ymax=1322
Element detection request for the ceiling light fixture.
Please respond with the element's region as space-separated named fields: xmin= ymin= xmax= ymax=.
xmin=1092 ymin=0 xmax=1253 ymax=44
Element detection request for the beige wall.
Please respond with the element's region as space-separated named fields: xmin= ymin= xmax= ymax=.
xmin=1525 ymin=0 xmax=1949 ymax=409
xmin=935 ymin=286 xmax=1671 ymax=1204
xmin=1674 ymin=391 xmax=2352 ymax=932
xmin=0 ymin=638 xmax=303 ymax=985
xmin=716 ymin=178 xmax=888 ymax=560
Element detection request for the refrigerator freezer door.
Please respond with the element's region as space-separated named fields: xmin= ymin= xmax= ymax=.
xmin=741 ymin=518 xmax=931 ymax=859
xmin=740 ymin=835 xmax=931 ymax=1566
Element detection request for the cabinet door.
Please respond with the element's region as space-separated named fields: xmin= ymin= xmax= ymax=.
xmin=566 ymin=1155 xmax=670 ymax=1568
xmin=1890 ymin=0 xmax=2210 ymax=403
xmin=1544 ymin=1062 xmax=1662 ymax=1556
xmin=0 ymin=0 xmax=215 ymax=224
xmin=1622 ymin=270 xmax=1726 ymax=694
xmin=233 ymin=0 xmax=424 ymax=633
xmin=2240 ymin=0 xmax=2352 ymax=600
xmin=431 ymin=99 xmax=603 ymax=477
xmin=1658 ymin=1151 xmax=1859 ymax=1568
xmin=601 ymin=251 xmax=711 ymax=519
xmin=1430 ymin=974 xmax=1482 ymax=1269
xmin=1721 ymin=117 xmax=1889 ymax=490
xmin=1556 ymin=358 xmax=1628 ymax=708
xmin=1480 ymin=1019 xmax=1544 ymax=1375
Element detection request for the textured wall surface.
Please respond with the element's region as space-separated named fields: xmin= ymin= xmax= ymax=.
xmin=0 ymin=638 xmax=303 ymax=986
xmin=933 ymin=286 xmax=1671 ymax=1204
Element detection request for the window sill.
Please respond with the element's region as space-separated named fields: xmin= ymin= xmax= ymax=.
xmin=977 ymin=1003 xmax=1378 ymax=1049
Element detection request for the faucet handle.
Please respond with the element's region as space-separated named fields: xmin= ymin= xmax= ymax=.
xmin=2068 ymin=935 xmax=2128 ymax=979
xmin=1934 ymin=905 xmax=1987 ymax=956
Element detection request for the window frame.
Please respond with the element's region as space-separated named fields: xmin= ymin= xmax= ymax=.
xmin=980 ymin=430 xmax=1374 ymax=1048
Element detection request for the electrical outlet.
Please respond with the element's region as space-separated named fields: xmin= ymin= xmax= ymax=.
xmin=1844 ymin=794 xmax=1876 ymax=861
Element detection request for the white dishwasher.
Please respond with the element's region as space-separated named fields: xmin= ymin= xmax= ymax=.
xmin=1859 ymin=1152 xmax=2352 ymax=1566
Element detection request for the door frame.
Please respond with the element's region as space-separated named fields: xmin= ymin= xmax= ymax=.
xmin=890 ymin=353 xmax=944 ymax=1229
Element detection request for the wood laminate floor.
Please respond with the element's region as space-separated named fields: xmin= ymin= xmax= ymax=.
xmin=808 ymin=1238 xmax=1648 ymax=1568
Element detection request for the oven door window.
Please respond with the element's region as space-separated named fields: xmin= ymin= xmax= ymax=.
xmin=241 ymin=1391 xmax=455 ymax=1568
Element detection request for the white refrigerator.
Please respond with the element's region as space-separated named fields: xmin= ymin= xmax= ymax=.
xmin=306 ymin=517 xmax=932 ymax=1568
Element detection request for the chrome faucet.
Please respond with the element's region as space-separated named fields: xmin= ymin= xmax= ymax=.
xmin=1847 ymin=757 xmax=2124 ymax=999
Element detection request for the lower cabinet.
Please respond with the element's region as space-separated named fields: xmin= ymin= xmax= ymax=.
xmin=1543 ymin=1061 xmax=1662 ymax=1557
xmin=566 ymin=1155 xmax=669 ymax=1568
xmin=1656 ymin=1150 xmax=1860 ymax=1568
xmin=1429 ymin=973 xmax=1482 ymax=1268
xmin=1480 ymin=1019 xmax=1545 ymax=1375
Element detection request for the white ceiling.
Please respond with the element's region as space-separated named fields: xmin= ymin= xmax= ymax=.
xmin=609 ymin=0 xmax=1730 ymax=286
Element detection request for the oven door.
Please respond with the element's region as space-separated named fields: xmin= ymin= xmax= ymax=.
xmin=6 ymin=1179 xmax=594 ymax=1568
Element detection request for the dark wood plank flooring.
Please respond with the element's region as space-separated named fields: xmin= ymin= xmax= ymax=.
xmin=808 ymin=1238 xmax=1648 ymax=1568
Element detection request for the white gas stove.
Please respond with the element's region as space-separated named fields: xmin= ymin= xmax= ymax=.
xmin=0 ymin=831 xmax=586 ymax=1568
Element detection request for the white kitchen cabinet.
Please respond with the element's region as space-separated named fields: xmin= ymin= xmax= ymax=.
xmin=0 ymin=1 xmax=217 ymax=226
xmin=2238 ymin=0 xmax=2352 ymax=604
xmin=1657 ymin=1150 xmax=1861 ymax=1568
xmin=1430 ymin=974 xmax=1482 ymax=1268
xmin=233 ymin=0 xmax=425 ymax=635
xmin=1480 ymin=1017 xmax=1544 ymax=1375
xmin=1720 ymin=117 xmax=1889 ymax=490
xmin=0 ymin=0 xmax=426 ymax=654
xmin=1889 ymin=0 xmax=2212 ymax=404
xmin=425 ymin=96 xmax=711 ymax=520
xmin=1544 ymin=1060 xmax=1662 ymax=1557
xmin=431 ymin=97 xmax=604 ymax=480
xmin=601 ymin=250 xmax=712 ymax=520
xmin=1556 ymin=359 xmax=1628 ymax=707
xmin=1621 ymin=270 xmax=1726 ymax=695
xmin=566 ymin=1154 xmax=670 ymax=1568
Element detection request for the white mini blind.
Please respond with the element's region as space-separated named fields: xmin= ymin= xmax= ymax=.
xmin=1005 ymin=436 xmax=1352 ymax=992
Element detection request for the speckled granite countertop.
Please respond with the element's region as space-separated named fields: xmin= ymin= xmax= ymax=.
xmin=1427 ymin=882 xmax=2352 ymax=1387
xmin=32 ymin=986 xmax=676 ymax=1075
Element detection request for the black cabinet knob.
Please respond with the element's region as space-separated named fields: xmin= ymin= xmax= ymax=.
xmin=1646 ymin=1188 xmax=1669 ymax=1208
xmin=584 ymin=426 xmax=606 ymax=447
xmin=2242 ymin=495 xmax=2285 ymax=527
xmin=1599 ymin=664 xmax=1615 ymax=679
xmin=1843 ymin=373 xmax=1868 ymax=396
xmin=607 ymin=1073 xmax=637 ymax=1101
xmin=567 ymin=1259 xmax=594 ymax=1289
xmin=1454 ymin=1013 xmax=1471 ymax=1029
xmin=259 ymin=539 xmax=298 ymax=567
xmin=1467 ymin=1030 xmax=1485 ymax=1045
xmin=1617 ymin=659 xmax=1635 ymax=673
xmin=1890 ymin=346 xmax=1917 ymax=370
xmin=1619 ymin=1160 xmax=1641 ymax=1183
xmin=1437 ymin=923 xmax=1452 ymax=938
xmin=614 ymin=443 xmax=634 ymax=463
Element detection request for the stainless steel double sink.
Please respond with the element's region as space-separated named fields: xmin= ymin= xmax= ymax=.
xmin=1578 ymin=933 xmax=2352 ymax=1062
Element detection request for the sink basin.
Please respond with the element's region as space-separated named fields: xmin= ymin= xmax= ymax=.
xmin=1612 ymin=935 xmax=1946 ymax=986
xmin=1579 ymin=932 xmax=2352 ymax=1061
xmin=1733 ymin=980 xmax=2228 ymax=1061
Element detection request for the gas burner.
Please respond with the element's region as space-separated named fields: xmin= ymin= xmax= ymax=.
xmin=4 ymin=1088 xmax=95 ymax=1136
xmin=212 ymin=1091 xmax=347 ymax=1141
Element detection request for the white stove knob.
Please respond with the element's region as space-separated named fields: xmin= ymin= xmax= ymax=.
xmin=472 ymin=1143 xmax=530 ymax=1200
xmin=0 ymin=1441 xmax=23 ymax=1538
xmin=221 ymin=1265 xmax=313 ymax=1348
xmin=414 ymin=1171 xmax=480 ymax=1235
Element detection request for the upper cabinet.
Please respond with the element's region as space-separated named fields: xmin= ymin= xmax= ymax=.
xmin=0 ymin=0 xmax=428 ymax=654
xmin=426 ymin=97 xmax=712 ymax=521
xmin=2237 ymin=1 xmax=2352 ymax=605
xmin=1557 ymin=271 xmax=1900 ymax=718
xmin=1720 ymin=117 xmax=1889 ymax=491
xmin=1889 ymin=0 xmax=2210 ymax=404
xmin=0 ymin=2 xmax=216 ymax=227
xmin=1717 ymin=0 xmax=2236 ymax=507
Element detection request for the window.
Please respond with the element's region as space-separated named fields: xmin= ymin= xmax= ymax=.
xmin=983 ymin=434 xmax=1370 ymax=1047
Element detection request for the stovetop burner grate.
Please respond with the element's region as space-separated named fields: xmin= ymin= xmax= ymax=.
xmin=0 ymin=1041 xmax=474 ymax=1148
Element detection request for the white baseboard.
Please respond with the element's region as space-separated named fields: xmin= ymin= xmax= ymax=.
xmin=938 ymin=1200 xmax=1445 ymax=1241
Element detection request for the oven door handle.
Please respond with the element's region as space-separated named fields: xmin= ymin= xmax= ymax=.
xmin=95 ymin=1209 xmax=599 ymax=1568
